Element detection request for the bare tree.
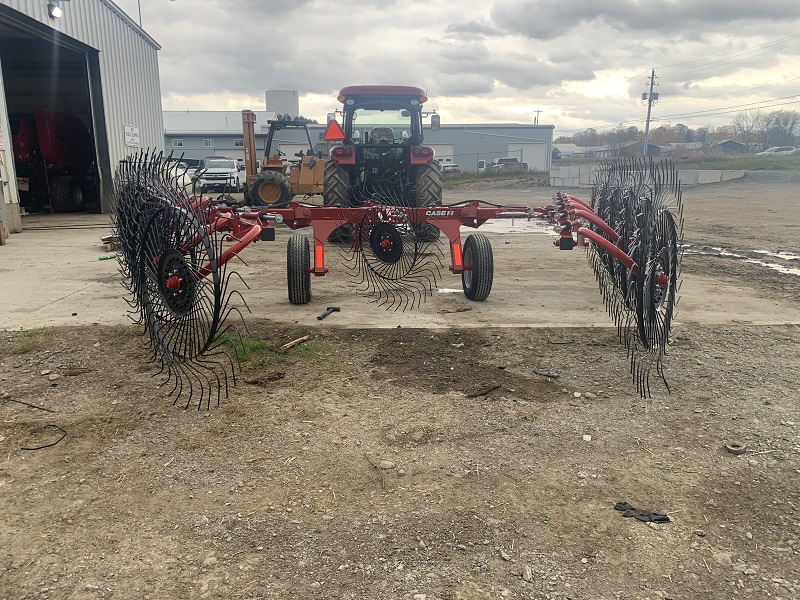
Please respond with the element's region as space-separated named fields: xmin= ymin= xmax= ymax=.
xmin=732 ymin=110 xmax=763 ymax=151
xmin=759 ymin=110 xmax=799 ymax=148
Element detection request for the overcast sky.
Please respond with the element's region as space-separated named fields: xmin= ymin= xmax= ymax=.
xmin=116 ymin=0 xmax=800 ymax=134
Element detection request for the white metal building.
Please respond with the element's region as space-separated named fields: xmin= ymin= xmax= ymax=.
xmin=0 ymin=0 xmax=163 ymax=233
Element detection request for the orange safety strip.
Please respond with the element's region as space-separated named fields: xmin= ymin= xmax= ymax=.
xmin=452 ymin=242 xmax=462 ymax=267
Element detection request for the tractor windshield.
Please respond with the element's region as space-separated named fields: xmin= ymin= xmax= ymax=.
xmin=345 ymin=102 xmax=422 ymax=145
xmin=351 ymin=108 xmax=412 ymax=144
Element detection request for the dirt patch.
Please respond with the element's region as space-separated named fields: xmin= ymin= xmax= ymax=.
xmin=1 ymin=175 xmax=799 ymax=599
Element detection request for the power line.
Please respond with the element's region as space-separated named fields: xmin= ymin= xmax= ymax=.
xmin=656 ymin=76 xmax=800 ymax=105
xmin=660 ymin=41 xmax=800 ymax=79
xmin=655 ymin=32 xmax=800 ymax=71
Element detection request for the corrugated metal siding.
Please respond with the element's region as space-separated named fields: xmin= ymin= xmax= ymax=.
xmin=0 ymin=0 xmax=163 ymax=170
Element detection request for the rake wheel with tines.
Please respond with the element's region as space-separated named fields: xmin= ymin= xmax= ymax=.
xmin=113 ymin=150 xmax=246 ymax=409
xmin=343 ymin=205 xmax=443 ymax=311
xmin=580 ymin=157 xmax=684 ymax=396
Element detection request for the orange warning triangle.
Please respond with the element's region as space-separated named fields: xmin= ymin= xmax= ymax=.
xmin=323 ymin=119 xmax=346 ymax=142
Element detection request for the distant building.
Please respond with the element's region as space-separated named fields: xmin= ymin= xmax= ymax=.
xmin=164 ymin=110 xmax=275 ymax=163
xmin=663 ymin=142 xmax=704 ymax=155
xmin=552 ymin=144 xmax=582 ymax=159
xmin=620 ymin=141 xmax=662 ymax=156
xmin=581 ymin=145 xmax=617 ymax=158
xmin=711 ymin=139 xmax=747 ymax=153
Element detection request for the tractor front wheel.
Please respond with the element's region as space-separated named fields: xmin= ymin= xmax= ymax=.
xmin=461 ymin=233 xmax=494 ymax=301
xmin=414 ymin=163 xmax=442 ymax=241
xmin=287 ymin=235 xmax=311 ymax=305
xmin=249 ymin=171 xmax=292 ymax=207
xmin=323 ymin=162 xmax=354 ymax=243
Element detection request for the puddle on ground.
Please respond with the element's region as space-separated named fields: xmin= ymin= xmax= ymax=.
xmin=684 ymin=245 xmax=800 ymax=277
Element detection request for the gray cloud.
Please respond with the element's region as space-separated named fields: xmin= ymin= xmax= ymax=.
xmin=444 ymin=20 xmax=503 ymax=40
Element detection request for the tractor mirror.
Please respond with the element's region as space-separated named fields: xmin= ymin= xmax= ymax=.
xmin=430 ymin=113 xmax=440 ymax=131
xmin=327 ymin=113 xmax=336 ymax=123
xmin=401 ymin=110 xmax=410 ymax=117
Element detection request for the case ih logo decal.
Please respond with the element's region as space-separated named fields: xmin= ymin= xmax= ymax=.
xmin=425 ymin=209 xmax=455 ymax=217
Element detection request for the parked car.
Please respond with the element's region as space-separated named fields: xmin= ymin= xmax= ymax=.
xmin=755 ymin=146 xmax=796 ymax=157
xmin=441 ymin=164 xmax=463 ymax=175
xmin=486 ymin=157 xmax=528 ymax=174
xmin=197 ymin=157 xmax=243 ymax=193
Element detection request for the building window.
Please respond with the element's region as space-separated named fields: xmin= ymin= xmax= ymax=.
xmin=203 ymin=139 xmax=214 ymax=148
xmin=172 ymin=139 xmax=183 ymax=148
xmin=234 ymin=139 xmax=244 ymax=148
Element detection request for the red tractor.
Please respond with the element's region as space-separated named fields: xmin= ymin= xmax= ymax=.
xmin=323 ymin=85 xmax=442 ymax=241
xmin=10 ymin=110 xmax=96 ymax=212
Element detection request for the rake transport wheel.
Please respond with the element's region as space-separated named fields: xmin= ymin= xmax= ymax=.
xmin=287 ymin=235 xmax=311 ymax=305
xmin=413 ymin=163 xmax=442 ymax=242
xmin=323 ymin=161 xmax=355 ymax=243
xmin=249 ymin=171 xmax=293 ymax=207
xmin=462 ymin=233 xmax=494 ymax=301
xmin=138 ymin=205 xmax=225 ymax=398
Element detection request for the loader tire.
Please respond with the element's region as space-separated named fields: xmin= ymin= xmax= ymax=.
xmin=249 ymin=171 xmax=292 ymax=207
xmin=323 ymin=162 xmax=354 ymax=244
xmin=413 ymin=163 xmax=442 ymax=241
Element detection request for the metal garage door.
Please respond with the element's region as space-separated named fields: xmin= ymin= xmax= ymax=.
xmin=429 ymin=144 xmax=454 ymax=164
xmin=508 ymin=142 xmax=550 ymax=172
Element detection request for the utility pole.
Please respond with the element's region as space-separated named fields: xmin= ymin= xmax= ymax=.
xmin=642 ymin=69 xmax=659 ymax=157
xmin=532 ymin=109 xmax=542 ymax=125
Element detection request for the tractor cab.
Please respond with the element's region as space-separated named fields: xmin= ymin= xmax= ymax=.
xmin=326 ymin=86 xmax=441 ymax=207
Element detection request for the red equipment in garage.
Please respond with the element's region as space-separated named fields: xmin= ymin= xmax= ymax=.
xmin=10 ymin=109 xmax=95 ymax=212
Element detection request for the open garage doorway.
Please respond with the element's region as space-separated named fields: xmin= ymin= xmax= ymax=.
xmin=0 ymin=15 xmax=107 ymax=214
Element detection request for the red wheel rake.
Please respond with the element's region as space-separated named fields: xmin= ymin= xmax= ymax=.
xmin=113 ymin=152 xmax=682 ymax=408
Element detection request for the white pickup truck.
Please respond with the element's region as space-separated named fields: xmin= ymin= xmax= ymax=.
xmin=197 ymin=157 xmax=243 ymax=193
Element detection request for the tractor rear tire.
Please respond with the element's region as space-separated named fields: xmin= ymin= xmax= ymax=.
xmin=414 ymin=163 xmax=442 ymax=241
xmin=462 ymin=233 xmax=494 ymax=301
xmin=323 ymin=162 xmax=354 ymax=243
xmin=51 ymin=176 xmax=86 ymax=212
xmin=287 ymin=235 xmax=311 ymax=305
xmin=249 ymin=171 xmax=293 ymax=207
